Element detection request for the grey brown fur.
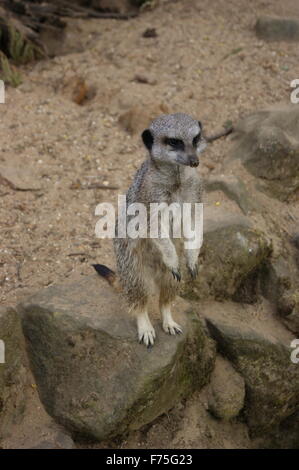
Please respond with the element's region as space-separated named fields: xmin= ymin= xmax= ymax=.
xmin=113 ymin=113 xmax=206 ymax=347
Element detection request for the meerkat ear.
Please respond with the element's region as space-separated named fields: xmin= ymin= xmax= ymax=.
xmin=142 ymin=129 xmax=154 ymax=151
xmin=198 ymin=121 xmax=203 ymax=130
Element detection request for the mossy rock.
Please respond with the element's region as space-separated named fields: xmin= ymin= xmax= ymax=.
xmin=181 ymin=217 xmax=271 ymax=302
xmin=19 ymin=274 xmax=216 ymax=441
xmin=202 ymin=301 xmax=299 ymax=437
xmin=0 ymin=306 xmax=28 ymax=440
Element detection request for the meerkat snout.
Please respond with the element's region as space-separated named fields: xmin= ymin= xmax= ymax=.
xmin=188 ymin=155 xmax=199 ymax=167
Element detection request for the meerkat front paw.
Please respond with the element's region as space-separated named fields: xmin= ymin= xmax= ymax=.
xmin=163 ymin=319 xmax=183 ymax=336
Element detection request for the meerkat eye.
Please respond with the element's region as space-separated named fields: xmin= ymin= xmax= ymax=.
xmin=164 ymin=137 xmax=185 ymax=150
xmin=192 ymin=133 xmax=201 ymax=147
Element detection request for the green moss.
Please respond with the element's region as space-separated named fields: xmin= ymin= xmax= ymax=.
xmin=0 ymin=52 xmax=22 ymax=87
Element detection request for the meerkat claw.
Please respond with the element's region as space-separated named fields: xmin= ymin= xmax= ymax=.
xmin=138 ymin=327 xmax=156 ymax=347
xmin=188 ymin=264 xmax=199 ymax=280
xmin=171 ymin=269 xmax=181 ymax=282
xmin=163 ymin=321 xmax=183 ymax=336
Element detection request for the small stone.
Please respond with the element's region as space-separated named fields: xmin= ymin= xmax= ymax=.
xmin=142 ymin=28 xmax=158 ymax=38
xmin=255 ymin=16 xmax=299 ymax=42
xmin=208 ymin=356 xmax=245 ymax=420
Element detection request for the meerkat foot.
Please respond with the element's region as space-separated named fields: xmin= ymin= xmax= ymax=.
xmin=163 ymin=320 xmax=183 ymax=335
xmin=188 ymin=263 xmax=199 ymax=280
xmin=161 ymin=305 xmax=183 ymax=336
xmin=171 ymin=268 xmax=181 ymax=282
xmin=137 ymin=311 xmax=156 ymax=347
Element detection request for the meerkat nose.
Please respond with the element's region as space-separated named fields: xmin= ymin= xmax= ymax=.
xmin=188 ymin=155 xmax=199 ymax=167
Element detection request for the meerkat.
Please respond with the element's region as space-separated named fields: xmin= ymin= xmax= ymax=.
xmin=93 ymin=113 xmax=207 ymax=347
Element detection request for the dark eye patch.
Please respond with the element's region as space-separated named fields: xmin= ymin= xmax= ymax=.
xmin=192 ymin=133 xmax=201 ymax=147
xmin=164 ymin=137 xmax=185 ymax=150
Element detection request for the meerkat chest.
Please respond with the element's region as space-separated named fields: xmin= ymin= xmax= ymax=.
xmin=170 ymin=179 xmax=197 ymax=203
xmin=171 ymin=187 xmax=189 ymax=204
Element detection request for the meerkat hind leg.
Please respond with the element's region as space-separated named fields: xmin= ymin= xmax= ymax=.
xmin=160 ymin=302 xmax=183 ymax=336
xmin=136 ymin=309 xmax=156 ymax=347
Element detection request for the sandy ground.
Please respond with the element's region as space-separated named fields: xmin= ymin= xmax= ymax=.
xmin=1 ymin=0 xmax=299 ymax=449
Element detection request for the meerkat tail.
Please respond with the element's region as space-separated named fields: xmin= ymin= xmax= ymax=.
xmin=92 ymin=264 xmax=116 ymax=285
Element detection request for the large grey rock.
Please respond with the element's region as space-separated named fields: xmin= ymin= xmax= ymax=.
xmin=207 ymin=355 xmax=245 ymax=421
xmin=201 ymin=301 xmax=299 ymax=437
xmin=19 ymin=274 xmax=216 ymax=441
xmin=0 ymin=306 xmax=28 ymax=439
xmin=181 ymin=213 xmax=271 ymax=302
xmin=255 ymin=16 xmax=299 ymax=42
xmin=233 ymin=105 xmax=299 ymax=200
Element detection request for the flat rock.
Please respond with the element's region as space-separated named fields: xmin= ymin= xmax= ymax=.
xmin=19 ymin=274 xmax=216 ymax=441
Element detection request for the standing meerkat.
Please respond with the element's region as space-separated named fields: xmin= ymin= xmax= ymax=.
xmin=94 ymin=113 xmax=207 ymax=347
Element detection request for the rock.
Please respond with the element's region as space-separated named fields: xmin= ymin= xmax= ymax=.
xmin=30 ymin=429 xmax=75 ymax=449
xmin=291 ymin=233 xmax=299 ymax=250
xmin=93 ymin=0 xmax=136 ymax=15
xmin=207 ymin=355 xmax=245 ymax=421
xmin=261 ymin=255 xmax=299 ymax=335
xmin=119 ymin=103 xmax=170 ymax=134
xmin=133 ymin=73 xmax=157 ymax=86
xmin=272 ymin=411 xmax=299 ymax=449
xmin=0 ymin=162 xmax=41 ymax=191
xmin=181 ymin=213 xmax=272 ymax=301
xmin=61 ymin=76 xmax=96 ymax=106
xmin=278 ymin=292 xmax=299 ymax=336
xmin=233 ymin=105 xmax=299 ymax=201
xmin=0 ymin=306 xmax=28 ymax=440
xmin=255 ymin=16 xmax=299 ymax=42
xmin=202 ymin=301 xmax=299 ymax=437
xmin=19 ymin=274 xmax=216 ymax=441
xmin=204 ymin=174 xmax=256 ymax=214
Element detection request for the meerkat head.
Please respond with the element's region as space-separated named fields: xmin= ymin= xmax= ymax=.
xmin=141 ymin=113 xmax=206 ymax=168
